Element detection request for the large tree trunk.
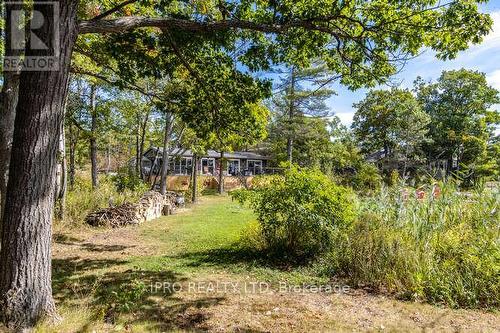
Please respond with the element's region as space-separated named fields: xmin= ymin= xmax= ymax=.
xmin=89 ymin=85 xmax=99 ymax=189
xmin=159 ymin=113 xmax=173 ymax=195
xmin=0 ymin=2 xmax=22 ymax=221
xmin=0 ymin=0 xmax=78 ymax=329
xmin=0 ymin=75 xmax=20 ymax=222
xmin=218 ymin=151 xmax=224 ymax=194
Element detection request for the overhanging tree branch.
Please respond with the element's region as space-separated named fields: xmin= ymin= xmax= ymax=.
xmin=90 ymin=0 xmax=138 ymax=21
xmin=78 ymin=16 xmax=346 ymax=36
xmin=70 ymin=67 xmax=180 ymax=106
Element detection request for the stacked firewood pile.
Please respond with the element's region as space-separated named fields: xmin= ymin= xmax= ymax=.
xmin=85 ymin=191 xmax=184 ymax=228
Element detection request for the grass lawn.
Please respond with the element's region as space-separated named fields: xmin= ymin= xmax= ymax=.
xmin=37 ymin=195 xmax=499 ymax=332
xmin=135 ymin=195 xmax=326 ymax=284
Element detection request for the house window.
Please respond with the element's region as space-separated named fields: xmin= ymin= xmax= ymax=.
xmin=167 ymin=158 xmax=175 ymax=175
xmin=170 ymin=157 xmax=192 ymax=175
xmin=247 ymin=160 xmax=263 ymax=175
xmin=201 ymin=158 xmax=215 ymax=175
xmin=178 ymin=157 xmax=192 ymax=175
xmin=228 ymin=159 xmax=240 ymax=176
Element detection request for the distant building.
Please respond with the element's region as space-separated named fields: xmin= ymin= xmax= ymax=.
xmin=365 ymin=149 xmax=449 ymax=179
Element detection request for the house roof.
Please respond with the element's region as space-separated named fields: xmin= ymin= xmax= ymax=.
xmin=144 ymin=147 xmax=272 ymax=161
xmin=365 ymin=150 xmax=387 ymax=162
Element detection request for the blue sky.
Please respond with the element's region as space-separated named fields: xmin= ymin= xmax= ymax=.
xmin=325 ymin=1 xmax=500 ymax=127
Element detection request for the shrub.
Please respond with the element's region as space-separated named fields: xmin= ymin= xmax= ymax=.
xmin=112 ymin=168 xmax=149 ymax=192
xmin=350 ymin=163 xmax=382 ymax=193
xmin=232 ymin=166 xmax=355 ymax=261
xmin=330 ymin=184 xmax=499 ymax=308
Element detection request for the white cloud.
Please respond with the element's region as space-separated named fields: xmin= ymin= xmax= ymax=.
xmin=487 ymin=69 xmax=500 ymax=90
xmin=485 ymin=70 xmax=500 ymax=136
xmin=335 ymin=112 xmax=355 ymax=127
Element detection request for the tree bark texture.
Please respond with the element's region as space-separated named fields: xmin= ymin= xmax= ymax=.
xmin=0 ymin=74 xmax=19 ymax=223
xmin=0 ymin=0 xmax=78 ymax=328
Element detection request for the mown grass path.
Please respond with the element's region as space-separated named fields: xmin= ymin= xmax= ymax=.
xmin=40 ymin=196 xmax=499 ymax=332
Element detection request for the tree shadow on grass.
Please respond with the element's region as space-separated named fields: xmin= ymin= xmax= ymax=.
xmin=79 ymin=243 xmax=132 ymax=252
xmin=53 ymin=232 xmax=82 ymax=244
xmin=52 ymin=256 xmax=226 ymax=331
xmin=53 ymin=232 xmax=131 ymax=252
xmin=165 ymin=245 xmax=301 ymax=272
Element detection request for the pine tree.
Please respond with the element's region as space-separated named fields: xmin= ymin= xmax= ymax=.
xmin=270 ymin=64 xmax=335 ymax=164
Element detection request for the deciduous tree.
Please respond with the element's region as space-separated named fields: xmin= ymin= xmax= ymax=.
xmin=415 ymin=69 xmax=500 ymax=183
xmin=352 ymin=88 xmax=430 ymax=175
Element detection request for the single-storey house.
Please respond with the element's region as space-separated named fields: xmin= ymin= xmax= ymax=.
xmin=142 ymin=147 xmax=273 ymax=178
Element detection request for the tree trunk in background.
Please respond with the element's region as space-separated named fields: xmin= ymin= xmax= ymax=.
xmin=192 ymin=154 xmax=198 ymax=202
xmin=106 ymin=143 xmax=111 ymax=174
xmin=135 ymin=134 xmax=140 ymax=174
xmin=218 ymin=151 xmax=224 ymax=194
xmin=0 ymin=0 xmax=78 ymax=328
xmin=286 ymin=68 xmax=296 ymax=165
xmin=138 ymin=110 xmax=150 ymax=179
xmin=160 ymin=113 xmax=173 ymax=195
xmin=89 ymin=85 xmax=99 ymax=189
xmin=68 ymin=121 xmax=77 ymax=190
xmin=148 ymin=148 xmax=160 ymax=185
xmin=286 ymin=137 xmax=293 ymax=164
xmin=138 ymin=136 xmax=144 ymax=178
xmin=0 ymin=2 xmax=22 ymax=222
xmin=55 ymin=121 xmax=67 ymax=219
xmin=59 ymin=154 xmax=67 ymax=218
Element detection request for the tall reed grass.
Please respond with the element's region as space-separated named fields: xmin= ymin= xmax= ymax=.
xmin=329 ymin=183 xmax=499 ymax=308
